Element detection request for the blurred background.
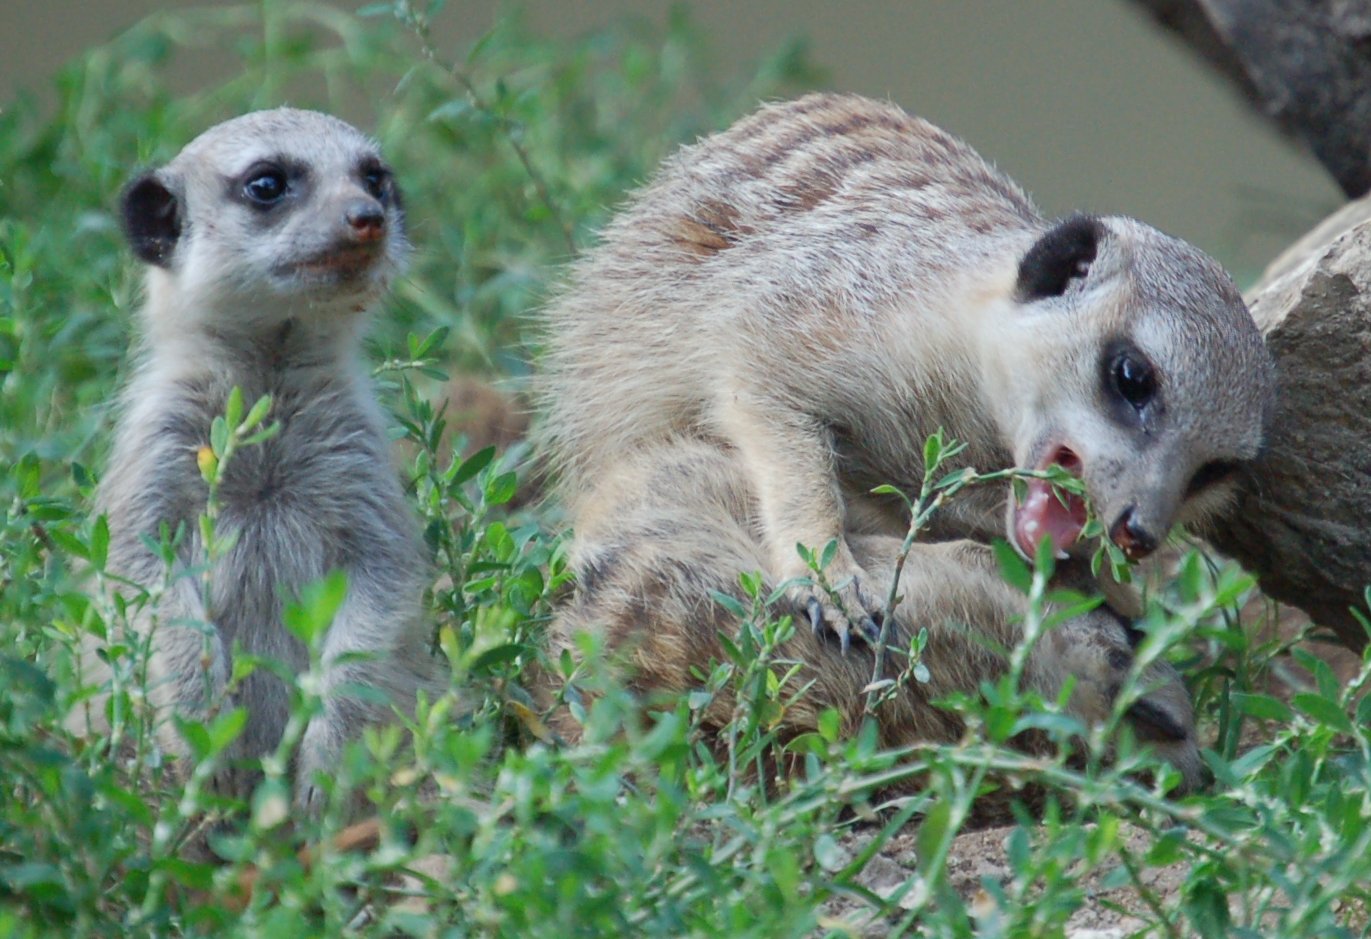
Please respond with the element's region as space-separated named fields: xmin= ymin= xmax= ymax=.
xmin=0 ymin=0 xmax=1342 ymax=284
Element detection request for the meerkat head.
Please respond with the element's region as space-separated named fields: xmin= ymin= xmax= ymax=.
xmin=984 ymin=214 xmax=1274 ymax=563
xmin=120 ymin=108 xmax=407 ymax=339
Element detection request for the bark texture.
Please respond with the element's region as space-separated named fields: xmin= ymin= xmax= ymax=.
xmin=1206 ymin=199 xmax=1371 ymax=649
xmin=1128 ymin=0 xmax=1371 ymax=197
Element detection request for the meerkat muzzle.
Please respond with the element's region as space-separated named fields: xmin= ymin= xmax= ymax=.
xmin=345 ymin=198 xmax=386 ymax=243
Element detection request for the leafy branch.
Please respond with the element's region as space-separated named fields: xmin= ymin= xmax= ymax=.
xmin=388 ymin=0 xmax=579 ymax=257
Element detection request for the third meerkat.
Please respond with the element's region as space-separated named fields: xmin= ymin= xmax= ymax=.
xmin=79 ymin=108 xmax=438 ymax=806
xmin=540 ymin=93 xmax=1275 ymax=648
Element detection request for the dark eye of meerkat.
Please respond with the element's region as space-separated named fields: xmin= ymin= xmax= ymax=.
xmin=1109 ymin=349 xmax=1158 ymax=412
xmin=243 ymin=165 xmax=288 ymax=205
xmin=358 ymin=159 xmax=392 ymax=204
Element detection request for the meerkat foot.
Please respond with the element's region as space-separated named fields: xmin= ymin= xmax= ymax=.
xmin=789 ymin=566 xmax=889 ymax=652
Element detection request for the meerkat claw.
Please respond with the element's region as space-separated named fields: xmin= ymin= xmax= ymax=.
xmin=859 ymin=615 xmax=882 ymax=645
xmin=806 ymin=597 xmax=824 ymax=635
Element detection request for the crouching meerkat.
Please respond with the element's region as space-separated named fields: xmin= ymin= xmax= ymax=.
xmin=76 ymin=109 xmax=439 ymax=806
xmin=539 ymin=94 xmax=1276 ymax=785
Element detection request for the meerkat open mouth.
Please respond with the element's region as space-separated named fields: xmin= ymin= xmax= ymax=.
xmin=1013 ymin=445 xmax=1088 ymax=559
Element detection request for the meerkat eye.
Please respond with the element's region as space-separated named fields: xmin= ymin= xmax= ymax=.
xmin=1110 ymin=350 xmax=1158 ymax=412
xmin=359 ymin=162 xmax=389 ymax=201
xmin=244 ymin=169 xmax=288 ymax=205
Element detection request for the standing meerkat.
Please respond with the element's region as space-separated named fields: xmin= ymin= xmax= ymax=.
xmin=81 ymin=109 xmax=438 ymax=805
xmin=539 ymin=94 xmax=1276 ymax=783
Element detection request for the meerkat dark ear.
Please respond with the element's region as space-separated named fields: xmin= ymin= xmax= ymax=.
xmin=1015 ymin=215 xmax=1104 ymax=302
xmin=121 ymin=171 xmax=182 ymax=268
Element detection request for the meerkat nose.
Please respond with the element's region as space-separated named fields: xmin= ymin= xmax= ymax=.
xmin=1109 ymin=506 xmax=1158 ymax=560
xmin=346 ymin=200 xmax=385 ymax=242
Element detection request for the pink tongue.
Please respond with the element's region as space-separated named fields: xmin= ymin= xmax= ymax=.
xmin=1014 ymin=476 xmax=1088 ymax=557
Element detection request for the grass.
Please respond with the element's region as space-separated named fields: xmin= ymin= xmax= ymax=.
xmin=3 ymin=2 xmax=1370 ymax=936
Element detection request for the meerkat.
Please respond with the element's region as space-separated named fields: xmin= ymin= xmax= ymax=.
xmin=538 ymin=94 xmax=1275 ymax=783
xmin=540 ymin=93 xmax=1273 ymax=645
xmin=77 ymin=108 xmax=438 ymax=806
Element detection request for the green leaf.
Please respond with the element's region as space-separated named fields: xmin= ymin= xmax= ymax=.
xmin=450 ymin=445 xmax=495 ymax=487
xmin=485 ymin=471 xmax=518 ymax=506
xmin=915 ymin=798 xmax=953 ymax=868
xmin=241 ymin=421 xmax=281 ymax=447
xmin=224 ymin=385 xmax=243 ymax=429
xmin=89 ymin=514 xmax=109 ymax=571
xmin=934 ymin=467 xmax=974 ymax=490
xmin=210 ymin=415 xmax=228 ymax=457
xmin=686 ymin=690 xmax=713 ymax=710
xmin=1 ymin=862 xmax=64 ymax=895
xmin=819 ymin=538 xmax=838 ymax=570
xmin=242 ymin=393 xmax=273 ymax=432
xmin=1145 ymin=828 xmax=1186 ymax=866
xmin=470 ymin=643 xmax=525 ymax=672
xmin=175 ymin=718 xmax=213 ymax=761
xmin=207 ymin=707 xmax=247 ymax=752
xmin=922 ymin=432 xmax=943 ymax=472
xmin=1227 ymin=743 xmax=1280 ymax=779
xmin=356 ymin=1 xmax=396 ymax=17
xmin=1182 ymin=875 xmax=1231 ymax=938
xmin=817 ymin=707 xmax=840 ymax=742
xmin=1292 ymin=692 xmax=1353 ymax=734
xmin=411 ymin=325 xmax=450 ymax=359
xmin=1231 ymin=692 xmax=1292 ymax=723
xmin=991 ymin=540 xmax=1032 ymax=593
xmin=283 ymin=570 xmax=350 ymax=644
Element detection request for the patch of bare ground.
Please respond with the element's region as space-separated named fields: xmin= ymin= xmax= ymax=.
xmin=819 ymin=821 xmax=1187 ymax=937
xmin=815 ymin=585 xmax=1365 ymax=937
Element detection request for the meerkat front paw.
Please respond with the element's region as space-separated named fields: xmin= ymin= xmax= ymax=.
xmin=785 ymin=555 xmax=893 ymax=653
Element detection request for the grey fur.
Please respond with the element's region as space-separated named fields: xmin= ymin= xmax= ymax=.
xmin=78 ymin=109 xmax=438 ymax=806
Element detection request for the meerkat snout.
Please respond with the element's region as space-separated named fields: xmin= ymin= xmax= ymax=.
xmin=1109 ymin=506 xmax=1158 ymax=560
xmin=345 ymin=199 xmax=386 ymax=241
